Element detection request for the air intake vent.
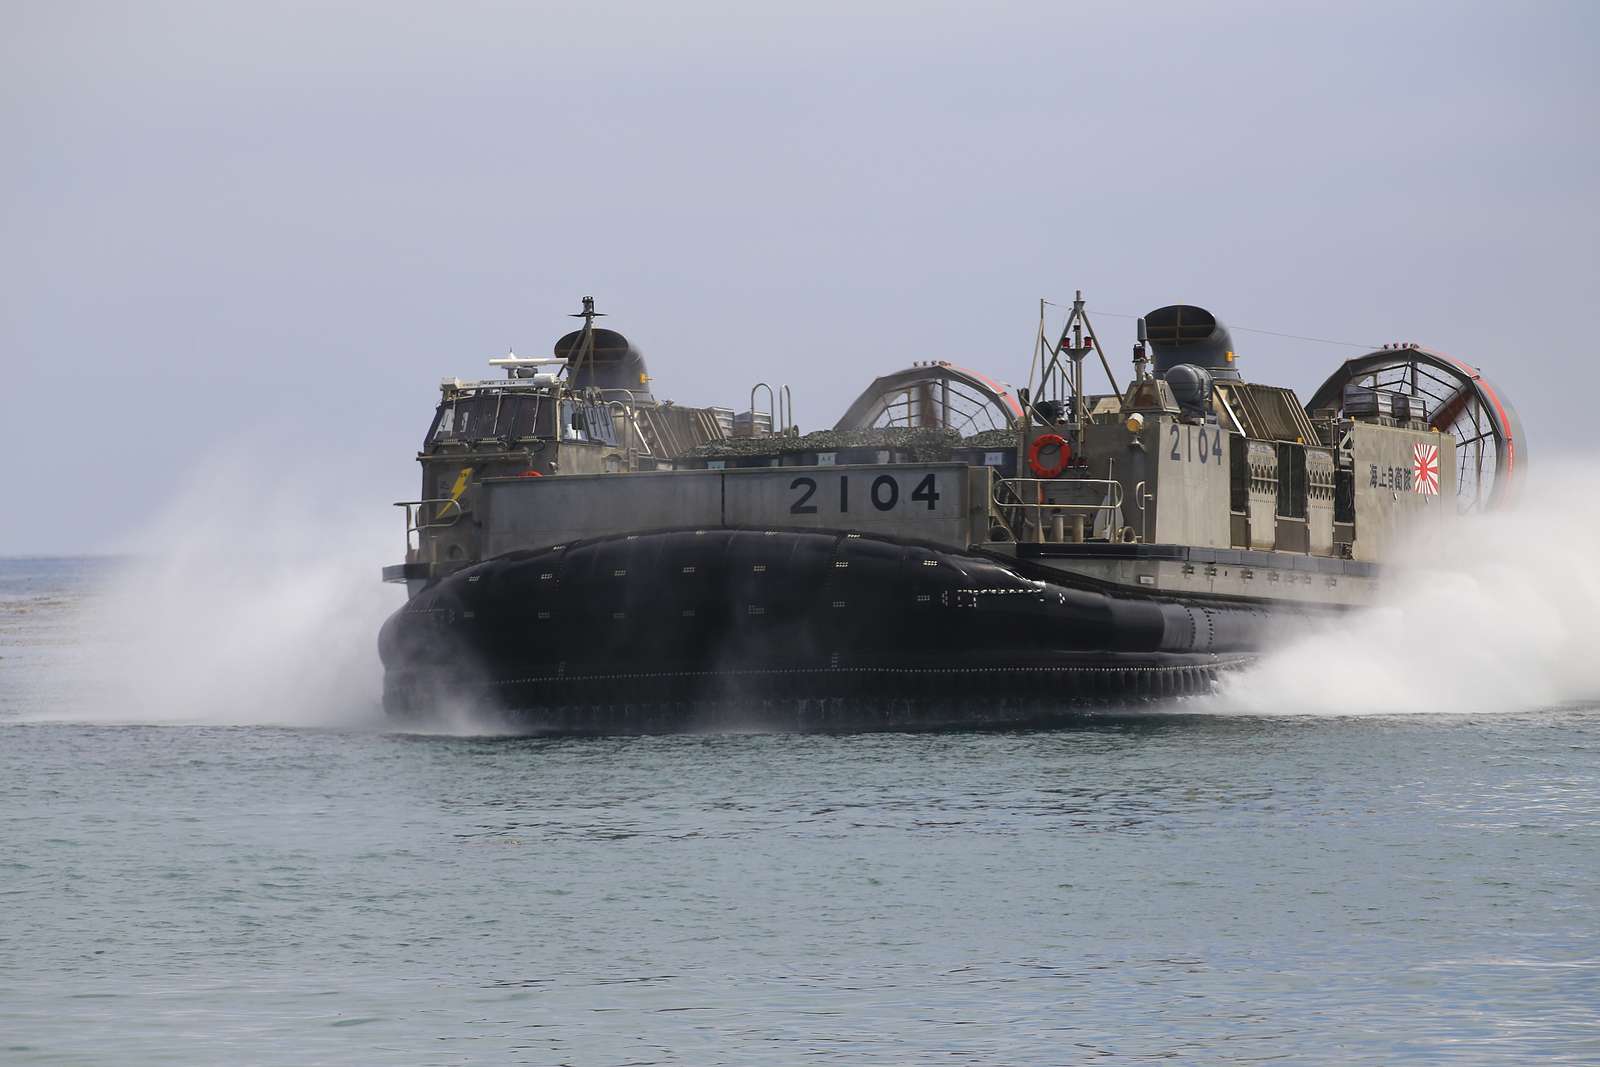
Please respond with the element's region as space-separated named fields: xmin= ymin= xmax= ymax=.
xmin=1144 ymin=304 xmax=1240 ymax=381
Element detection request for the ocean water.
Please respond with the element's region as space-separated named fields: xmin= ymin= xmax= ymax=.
xmin=2 ymin=556 xmax=1599 ymax=1065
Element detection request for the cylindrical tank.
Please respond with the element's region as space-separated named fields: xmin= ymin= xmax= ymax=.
xmin=1164 ymin=362 xmax=1215 ymax=419
xmin=1144 ymin=305 xmax=1241 ymax=381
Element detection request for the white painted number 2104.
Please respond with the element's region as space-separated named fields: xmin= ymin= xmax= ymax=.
xmin=1169 ymin=424 xmax=1224 ymax=464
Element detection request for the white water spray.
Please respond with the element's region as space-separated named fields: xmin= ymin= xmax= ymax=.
xmin=54 ymin=448 xmax=406 ymax=728
xmin=1207 ymin=460 xmax=1600 ymax=716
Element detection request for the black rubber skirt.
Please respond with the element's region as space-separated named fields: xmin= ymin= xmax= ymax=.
xmin=379 ymin=527 xmax=1266 ymax=734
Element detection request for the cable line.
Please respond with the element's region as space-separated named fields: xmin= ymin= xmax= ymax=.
xmin=1041 ymin=299 xmax=1376 ymax=350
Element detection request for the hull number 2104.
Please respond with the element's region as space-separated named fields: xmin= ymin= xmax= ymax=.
xmin=790 ymin=472 xmax=941 ymax=514
xmin=1169 ymin=423 xmax=1225 ymax=465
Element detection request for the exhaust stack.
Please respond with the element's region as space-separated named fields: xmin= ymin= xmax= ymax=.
xmin=1143 ymin=304 xmax=1240 ymax=381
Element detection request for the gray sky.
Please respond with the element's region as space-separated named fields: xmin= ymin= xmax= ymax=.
xmin=4 ymin=0 xmax=1595 ymax=555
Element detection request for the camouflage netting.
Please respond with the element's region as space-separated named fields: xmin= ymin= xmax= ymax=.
xmin=685 ymin=426 xmax=1019 ymax=462
xmin=959 ymin=428 xmax=1020 ymax=449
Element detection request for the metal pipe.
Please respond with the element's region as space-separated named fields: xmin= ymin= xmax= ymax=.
xmin=1072 ymin=290 xmax=1085 ymax=426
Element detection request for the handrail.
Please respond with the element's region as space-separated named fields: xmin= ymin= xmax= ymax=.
xmin=991 ymin=477 xmax=1124 ymax=543
xmin=393 ymin=497 xmax=465 ymax=526
xmin=749 ymin=382 xmax=775 ymax=435
xmin=997 ymin=477 xmax=1124 ymax=511
xmin=606 ymin=397 xmax=641 ymax=464
xmin=747 ymin=382 xmax=795 ymax=434
xmin=1134 ymin=480 xmax=1152 ymax=544
xmin=983 ymin=469 xmax=1021 ymax=542
xmin=394 ymin=497 xmax=465 ymax=552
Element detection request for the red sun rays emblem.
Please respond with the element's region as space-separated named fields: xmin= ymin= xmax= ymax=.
xmin=1412 ymin=441 xmax=1440 ymax=496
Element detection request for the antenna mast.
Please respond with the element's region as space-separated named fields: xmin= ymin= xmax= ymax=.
xmin=566 ymin=295 xmax=605 ymax=382
xmin=1019 ymin=290 xmax=1120 ymax=466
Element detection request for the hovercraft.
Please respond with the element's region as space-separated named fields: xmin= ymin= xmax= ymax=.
xmin=378 ymin=294 xmax=1522 ymax=733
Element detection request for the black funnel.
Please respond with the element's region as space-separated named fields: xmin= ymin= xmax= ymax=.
xmin=1143 ymin=305 xmax=1240 ymax=381
xmin=554 ymin=327 xmax=653 ymax=399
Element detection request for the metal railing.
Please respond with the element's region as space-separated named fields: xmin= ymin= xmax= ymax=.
xmin=992 ymin=476 xmax=1124 ymax=543
xmin=606 ymin=394 xmax=642 ymax=466
xmin=748 ymin=382 xmax=794 ymax=435
xmin=395 ymin=497 xmax=465 ymax=554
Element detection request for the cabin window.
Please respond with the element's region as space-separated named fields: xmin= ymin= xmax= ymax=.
xmin=428 ymin=391 xmax=564 ymax=445
xmin=1276 ymin=442 xmax=1307 ymax=519
xmin=533 ymin=396 xmax=556 ymax=438
xmin=459 ymin=394 xmax=498 ymax=439
xmin=502 ymin=393 xmax=548 ymax=439
xmin=1229 ymin=434 xmax=1247 ymax=513
xmin=561 ymin=400 xmax=585 ymax=437
xmin=588 ymin=402 xmax=620 ymax=446
xmin=556 ymin=400 xmax=622 ymax=445
xmin=425 ymin=403 xmax=453 ymax=445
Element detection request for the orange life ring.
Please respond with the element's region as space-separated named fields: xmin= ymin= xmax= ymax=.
xmin=518 ymin=469 xmax=543 ymax=478
xmin=1027 ymin=433 xmax=1071 ymax=478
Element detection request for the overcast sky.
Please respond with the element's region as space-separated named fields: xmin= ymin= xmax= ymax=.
xmin=4 ymin=0 xmax=1595 ymax=555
